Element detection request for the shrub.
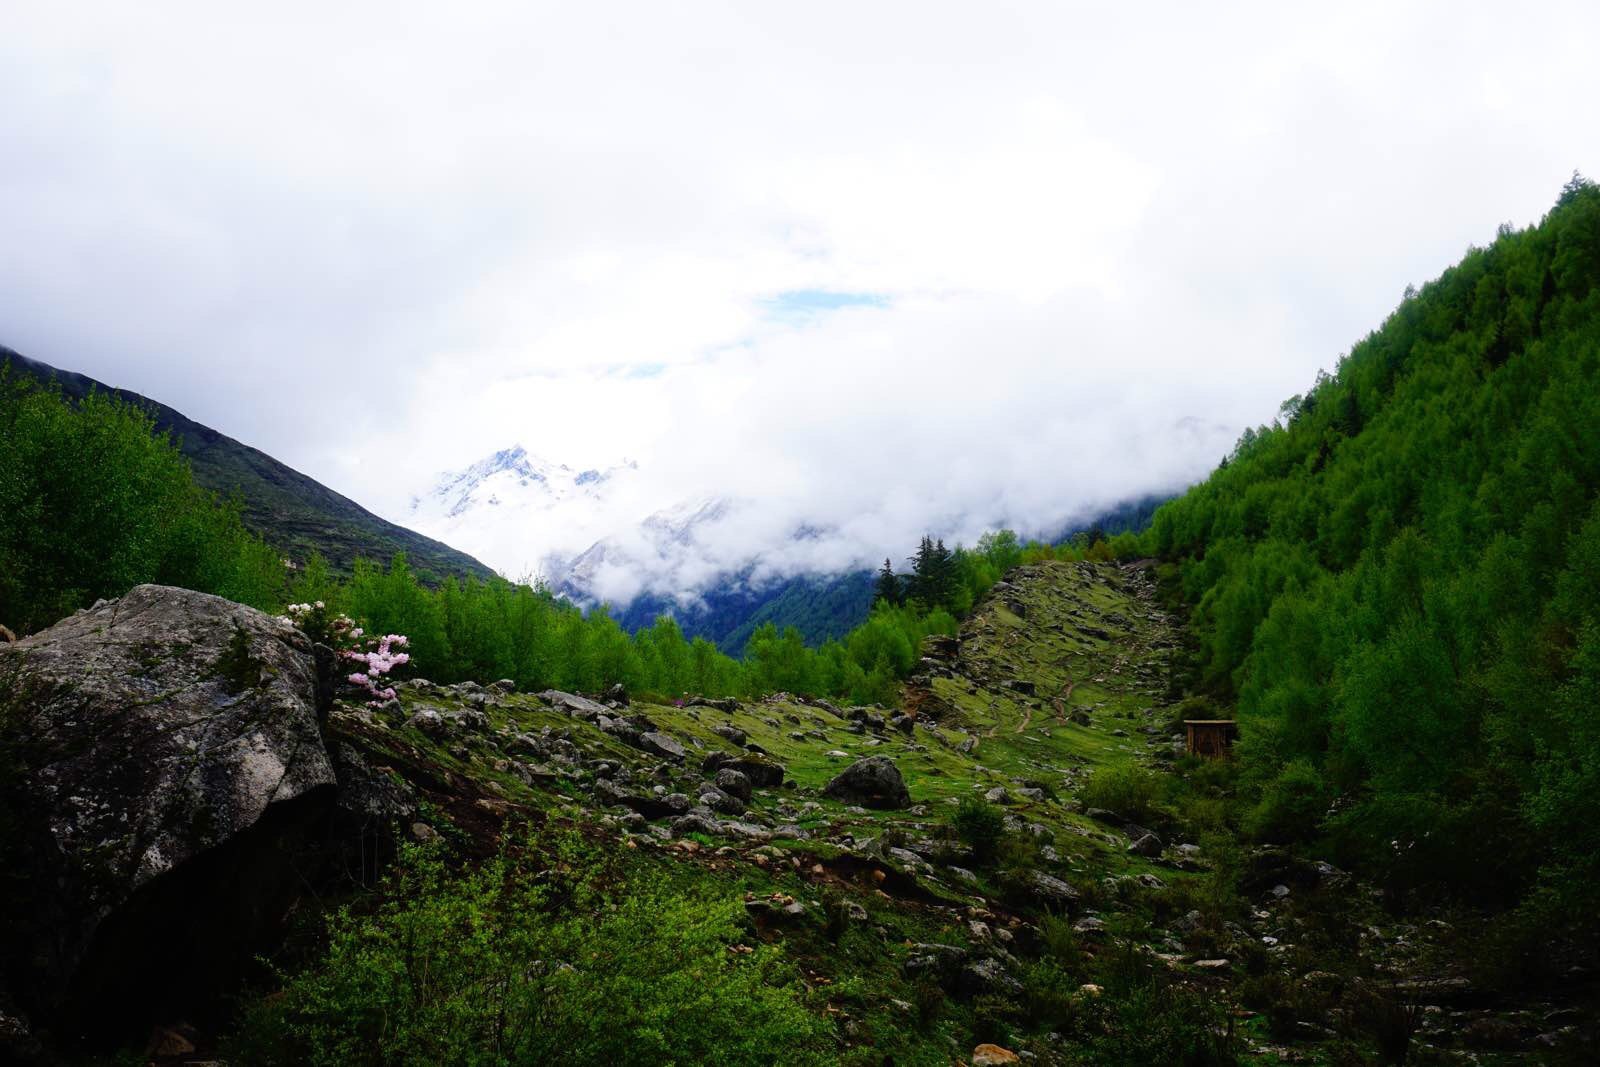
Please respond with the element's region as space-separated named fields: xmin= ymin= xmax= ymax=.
xmin=1080 ymin=766 xmax=1161 ymax=824
xmin=1246 ymin=759 xmax=1327 ymax=844
xmin=951 ymin=795 xmax=1005 ymax=864
xmin=230 ymin=833 xmax=831 ymax=1066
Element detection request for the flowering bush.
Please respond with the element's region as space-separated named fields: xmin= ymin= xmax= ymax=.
xmin=344 ymin=633 xmax=409 ymax=704
xmin=280 ymin=601 xmax=410 ymax=705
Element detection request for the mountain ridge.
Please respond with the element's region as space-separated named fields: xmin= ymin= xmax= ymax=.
xmin=1 ymin=346 xmax=495 ymax=584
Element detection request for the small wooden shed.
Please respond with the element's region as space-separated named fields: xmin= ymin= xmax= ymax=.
xmin=1184 ymin=719 xmax=1238 ymax=758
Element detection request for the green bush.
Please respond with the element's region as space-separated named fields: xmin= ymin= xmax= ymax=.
xmin=1080 ymin=766 xmax=1161 ymax=824
xmin=230 ymin=834 xmax=831 ymax=1066
xmin=1246 ymin=759 xmax=1327 ymax=844
xmin=951 ymin=795 xmax=1005 ymax=864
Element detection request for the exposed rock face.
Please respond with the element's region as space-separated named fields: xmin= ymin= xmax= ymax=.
xmin=0 ymin=585 xmax=337 ymax=1035
xmin=823 ymin=756 xmax=911 ymax=809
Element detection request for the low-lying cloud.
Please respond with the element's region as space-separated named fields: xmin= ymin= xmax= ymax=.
xmin=2 ymin=2 xmax=1595 ymax=600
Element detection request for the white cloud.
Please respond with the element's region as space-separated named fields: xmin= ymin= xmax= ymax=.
xmin=2 ymin=1 xmax=1596 ymax=598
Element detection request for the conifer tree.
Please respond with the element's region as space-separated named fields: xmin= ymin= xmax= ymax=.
xmin=930 ymin=538 xmax=955 ymax=607
xmin=873 ymin=558 xmax=901 ymax=606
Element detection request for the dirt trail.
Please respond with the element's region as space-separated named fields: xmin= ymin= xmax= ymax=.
xmin=1051 ymin=678 xmax=1076 ymax=723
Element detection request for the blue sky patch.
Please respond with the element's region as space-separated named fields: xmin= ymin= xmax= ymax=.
xmin=762 ymin=289 xmax=889 ymax=322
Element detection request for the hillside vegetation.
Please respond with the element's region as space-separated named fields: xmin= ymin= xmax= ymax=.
xmin=2 ymin=348 xmax=494 ymax=585
xmin=1145 ymin=175 xmax=1600 ymax=958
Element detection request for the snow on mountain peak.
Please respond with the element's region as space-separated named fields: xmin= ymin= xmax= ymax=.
xmin=409 ymin=445 xmax=633 ymax=522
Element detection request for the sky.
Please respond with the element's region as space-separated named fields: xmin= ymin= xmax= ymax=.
xmin=3 ymin=2 xmax=1597 ymax=598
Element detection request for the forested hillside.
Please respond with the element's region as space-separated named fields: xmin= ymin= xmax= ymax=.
xmin=1146 ymin=175 xmax=1600 ymax=958
xmin=1 ymin=349 xmax=493 ymax=584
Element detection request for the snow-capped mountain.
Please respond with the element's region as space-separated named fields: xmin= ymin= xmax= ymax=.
xmin=404 ymin=445 xmax=638 ymax=578
xmin=409 ymin=445 xmax=633 ymax=521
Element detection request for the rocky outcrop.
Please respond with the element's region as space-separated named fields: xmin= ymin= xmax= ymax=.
xmin=0 ymin=585 xmax=338 ymax=1038
xmin=703 ymin=750 xmax=786 ymax=788
xmin=823 ymin=756 xmax=911 ymax=809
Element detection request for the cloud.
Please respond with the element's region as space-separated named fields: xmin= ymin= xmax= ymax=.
xmin=2 ymin=2 xmax=1596 ymax=597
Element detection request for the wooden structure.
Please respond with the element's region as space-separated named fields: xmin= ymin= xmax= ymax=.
xmin=1184 ymin=719 xmax=1238 ymax=758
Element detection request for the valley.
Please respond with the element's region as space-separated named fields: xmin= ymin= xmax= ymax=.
xmin=7 ymin=558 xmax=1584 ymax=1063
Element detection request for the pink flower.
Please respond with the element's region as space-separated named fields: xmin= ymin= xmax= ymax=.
xmin=348 ymin=672 xmax=370 ymax=685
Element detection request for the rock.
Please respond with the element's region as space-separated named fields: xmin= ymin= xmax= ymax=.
xmin=405 ymin=708 xmax=448 ymax=736
xmin=702 ymin=751 xmax=786 ymax=788
xmin=700 ymin=789 xmax=746 ymax=816
xmin=714 ymin=768 xmax=753 ymax=802
xmin=639 ymin=731 xmax=687 ymax=762
xmin=712 ymin=724 xmax=747 ymax=747
xmin=604 ymin=682 xmax=629 ymax=705
xmin=593 ymin=778 xmax=636 ymax=809
xmin=984 ymin=786 xmax=1011 ymax=805
xmin=140 ymin=1025 xmax=196 ymax=1058
xmin=0 ymin=585 xmax=337 ymax=1035
xmin=972 ymin=1044 xmax=1021 ymax=1066
xmin=1127 ymin=832 xmax=1164 ymax=857
xmin=904 ymin=943 xmax=967 ymax=983
xmin=538 ymin=689 xmax=610 ymax=719
xmin=1021 ymin=870 xmax=1080 ymax=909
xmin=1193 ymin=958 xmax=1231 ymax=970
xmin=823 ymin=756 xmax=911 ymax=809
xmin=328 ymin=741 xmax=417 ymax=871
xmin=1001 ymin=679 xmax=1036 ymax=696
xmin=958 ymin=957 xmax=1022 ymax=999
xmin=670 ymin=813 xmax=722 ymax=837
xmin=1085 ymin=807 xmax=1125 ymax=826
xmin=488 ymin=678 xmax=516 ymax=693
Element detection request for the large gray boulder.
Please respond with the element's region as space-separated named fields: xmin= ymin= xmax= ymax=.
xmin=0 ymin=585 xmax=338 ymax=1035
xmin=538 ymin=689 xmax=610 ymax=719
xmin=823 ymin=756 xmax=911 ymax=809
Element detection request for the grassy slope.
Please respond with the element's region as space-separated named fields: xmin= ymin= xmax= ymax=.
xmin=319 ymin=561 xmax=1271 ymax=1064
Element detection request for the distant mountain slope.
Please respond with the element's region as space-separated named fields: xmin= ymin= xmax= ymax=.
xmin=608 ymin=495 xmax=1175 ymax=653
xmin=613 ymin=570 xmax=876 ymax=656
xmin=2 ymin=347 xmax=494 ymax=583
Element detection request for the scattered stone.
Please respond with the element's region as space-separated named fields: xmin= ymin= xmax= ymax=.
xmin=714 ymin=767 xmax=753 ymax=802
xmin=539 ymin=689 xmax=610 ymax=719
xmin=1127 ymin=832 xmax=1164 ymax=857
xmin=639 ymin=731 xmax=687 ymax=762
xmin=405 ymin=707 xmax=447 ymax=736
xmin=823 ymin=756 xmax=911 ymax=809
xmin=984 ymin=786 xmax=1011 ymax=805
xmin=703 ymin=751 xmax=786 ymax=787
xmin=958 ymin=957 xmax=1022 ymax=998
xmin=1022 ymin=870 xmax=1080 ymax=908
xmin=903 ymin=943 xmax=967 ymax=983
